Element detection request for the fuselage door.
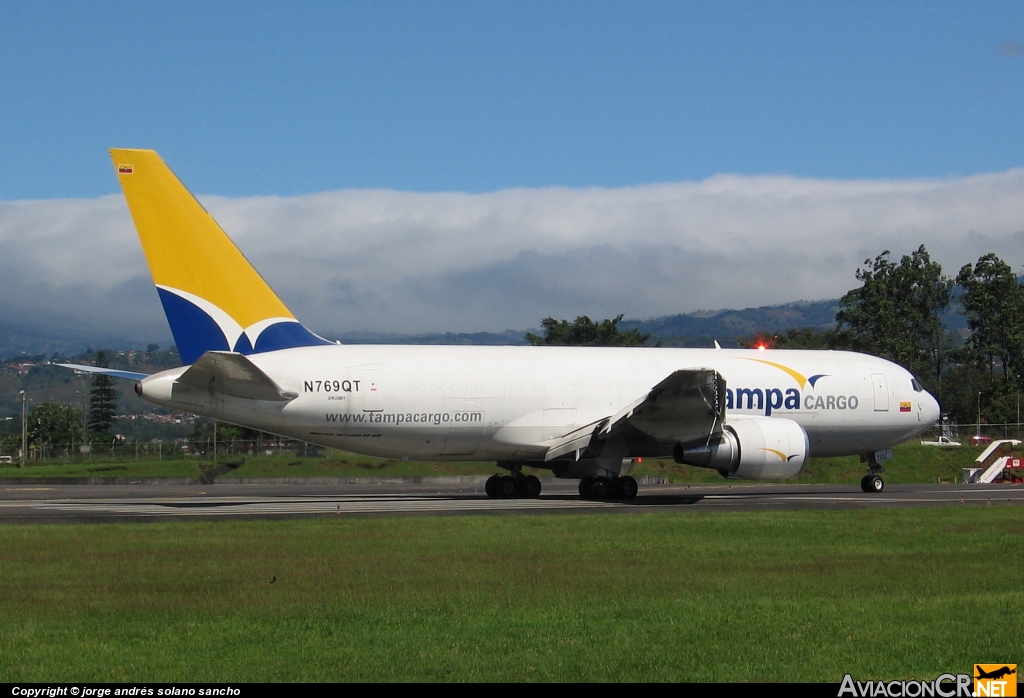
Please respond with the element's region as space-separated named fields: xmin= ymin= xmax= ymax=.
xmin=871 ymin=373 xmax=889 ymax=412
xmin=362 ymin=369 xmax=384 ymax=412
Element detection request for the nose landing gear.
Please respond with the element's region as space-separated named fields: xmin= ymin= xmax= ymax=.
xmin=860 ymin=474 xmax=884 ymax=492
xmin=860 ymin=453 xmax=886 ymax=493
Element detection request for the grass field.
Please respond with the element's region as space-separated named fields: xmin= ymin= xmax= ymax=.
xmin=0 ymin=441 xmax=1001 ymax=483
xmin=1 ymin=507 xmax=1021 ymax=682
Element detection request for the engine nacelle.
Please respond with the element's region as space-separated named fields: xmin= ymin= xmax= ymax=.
xmin=673 ymin=418 xmax=809 ymax=480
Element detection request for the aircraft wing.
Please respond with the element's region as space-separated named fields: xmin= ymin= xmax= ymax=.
xmin=604 ymin=367 xmax=726 ymax=445
xmin=541 ymin=368 xmax=726 ymax=462
xmin=57 ymin=363 xmax=151 ymax=381
xmin=175 ymin=351 xmax=298 ymax=402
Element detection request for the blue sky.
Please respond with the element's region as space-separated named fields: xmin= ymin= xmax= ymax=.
xmin=3 ymin=2 xmax=1024 ymax=346
xmin=2 ymin=1 xmax=1024 ymax=199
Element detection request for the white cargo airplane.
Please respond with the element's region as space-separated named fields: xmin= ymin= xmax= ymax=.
xmin=62 ymin=149 xmax=941 ymax=498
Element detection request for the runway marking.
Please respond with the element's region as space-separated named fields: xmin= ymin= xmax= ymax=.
xmin=705 ymin=494 xmax=1024 ymax=504
xmin=5 ymin=495 xmax=618 ymax=518
xmin=3 ymin=485 xmax=1021 ymax=522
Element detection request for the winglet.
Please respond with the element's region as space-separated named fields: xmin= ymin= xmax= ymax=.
xmin=110 ymin=149 xmax=330 ymax=364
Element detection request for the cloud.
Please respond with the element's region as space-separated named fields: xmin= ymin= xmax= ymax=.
xmin=2 ymin=170 xmax=1024 ymax=342
xmin=1001 ymin=39 xmax=1024 ymax=57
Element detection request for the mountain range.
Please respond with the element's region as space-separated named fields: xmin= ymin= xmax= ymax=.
xmin=1 ymin=299 xmax=851 ymax=359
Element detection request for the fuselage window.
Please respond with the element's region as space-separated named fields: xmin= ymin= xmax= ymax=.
xmin=911 ymin=378 xmax=923 ymax=392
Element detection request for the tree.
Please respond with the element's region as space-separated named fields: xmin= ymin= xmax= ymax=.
xmin=836 ymin=245 xmax=952 ymax=386
xmin=955 ymin=253 xmax=1024 ymax=388
xmin=741 ymin=327 xmax=847 ymax=350
xmin=28 ymin=403 xmax=83 ymax=446
xmin=88 ymin=350 xmax=118 ymax=436
xmin=525 ymin=314 xmax=652 ymax=346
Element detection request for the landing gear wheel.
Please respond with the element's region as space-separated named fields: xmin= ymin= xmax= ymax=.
xmin=861 ymin=452 xmax=886 ymax=494
xmin=618 ymin=476 xmax=638 ymax=499
xmin=485 ymin=474 xmax=502 ymax=498
xmin=498 ymin=475 xmax=517 ymax=498
xmin=591 ymin=476 xmax=612 ymax=499
xmin=523 ymin=475 xmax=542 ymax=498
xmin=579 ymin=476 xmax=595 ymax=498
xmin=861 ymin=474 xmax=884 ymax=492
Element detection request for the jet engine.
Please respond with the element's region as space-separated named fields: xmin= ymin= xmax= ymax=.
xmin=673 ymin=418 xmax=809 ymax=480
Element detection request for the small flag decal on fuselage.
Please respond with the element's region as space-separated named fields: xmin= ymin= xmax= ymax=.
xmin=900 ymin=402 xmax=912 ymax=412
xmin=118 ymin=164 xmax=133 ymax=174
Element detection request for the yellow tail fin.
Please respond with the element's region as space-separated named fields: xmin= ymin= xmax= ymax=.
xmin=111 ymin=149 xmax=328 ymax=363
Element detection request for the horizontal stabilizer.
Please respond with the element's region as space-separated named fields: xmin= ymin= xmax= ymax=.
xmin=57 ymin=363 xmax=150 ymax=381
xmin=177 ymin=351 xmax=298 ymax=402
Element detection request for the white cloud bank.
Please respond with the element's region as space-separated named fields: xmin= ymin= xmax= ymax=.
xmin=2 ymin=170 xmax=1024 ymax=342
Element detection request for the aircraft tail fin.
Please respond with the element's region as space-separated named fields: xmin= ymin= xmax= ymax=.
xmin=109 ymin=149 xmax=330 ymax=365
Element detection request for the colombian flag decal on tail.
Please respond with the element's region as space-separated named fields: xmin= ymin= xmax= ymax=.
xmin=110 ymin=148 xmax=331 ymax=365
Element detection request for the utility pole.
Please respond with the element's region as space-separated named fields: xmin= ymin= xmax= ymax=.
xmin=977 ymin=392 xmax=982 ymax=438
xmin=20 ymin=390 xmax=26 ymax=468
xmin=75 ymin=380 xmax=88 ymax=456
xmin=81 ymin=379 xmax=88 ymax=450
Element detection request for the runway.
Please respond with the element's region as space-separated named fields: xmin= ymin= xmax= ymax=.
xmin=1 ymin=479 xmax=1022 ymax=523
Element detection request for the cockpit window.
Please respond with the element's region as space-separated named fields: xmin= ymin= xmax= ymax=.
xmin=911 ymin=378 xmax=923 ymax=392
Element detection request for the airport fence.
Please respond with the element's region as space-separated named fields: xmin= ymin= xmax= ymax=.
xmin=0 ymin=437 xmax=323 ymax=466
xmin=3 ymin=424 xmax=1024 ymax=467
xmin=920 ymin=422 xmax=1024 ymax=443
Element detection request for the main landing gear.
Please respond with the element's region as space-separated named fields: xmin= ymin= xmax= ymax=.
xmin=860 ymin=454 xmax=885 ymax=493
xmin=578 ymin=475 xmax=639 ymax=500
xmin=485 ymin=473 xmax=542 ymax=498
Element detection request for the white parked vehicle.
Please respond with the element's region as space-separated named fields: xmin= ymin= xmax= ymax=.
xmin=921 ymin=436 xmax=961 ymax=447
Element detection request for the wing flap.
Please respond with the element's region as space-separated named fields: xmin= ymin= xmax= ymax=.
xmin=543 ymin=421 xmax=603 ymax=462
xmin=176 ymin=351 xmax=297 ymax=402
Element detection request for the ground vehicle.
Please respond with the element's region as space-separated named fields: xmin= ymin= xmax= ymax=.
xmin=921 ymin=436 xmax=961 ymax=446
